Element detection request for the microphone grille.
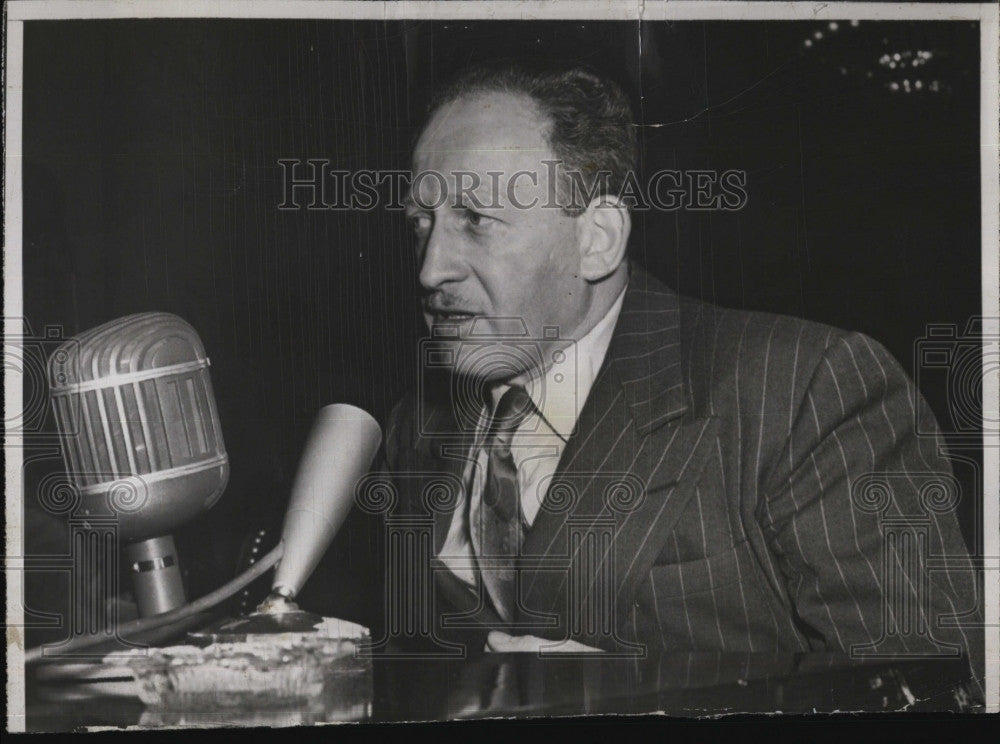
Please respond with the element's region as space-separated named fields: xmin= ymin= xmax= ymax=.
xmin=47 ymin=312 xmax=227 ymax=496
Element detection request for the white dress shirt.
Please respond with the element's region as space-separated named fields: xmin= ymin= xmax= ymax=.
xmin=438 ymin=287 xmax=627 ymax=587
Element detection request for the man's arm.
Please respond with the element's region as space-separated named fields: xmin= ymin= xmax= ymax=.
xmin=758 ymin=331 xmax=983 ymax=694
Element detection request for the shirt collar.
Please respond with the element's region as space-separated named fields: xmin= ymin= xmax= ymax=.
xmin=489 ymin=284 xmax=628 ymax=442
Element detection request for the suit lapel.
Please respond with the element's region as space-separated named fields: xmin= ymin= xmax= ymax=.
xmin=405 ymin=395 xmax=476 ymax=554
xmin=519 ymin=265 xmax=719 ymax=631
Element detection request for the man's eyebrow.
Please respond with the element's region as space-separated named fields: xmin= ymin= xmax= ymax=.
xmin=453 ymin=183 xmax=503 ymax=210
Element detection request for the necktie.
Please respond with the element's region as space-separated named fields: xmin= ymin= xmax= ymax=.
xmin=474 ymin=385 xmax=534 ymax=623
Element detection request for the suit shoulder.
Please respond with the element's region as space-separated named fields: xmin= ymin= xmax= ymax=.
xmin=678 ymin=296 xmax=846 ymax=371
xmin=675 ymin=296 xmax=898 ymax=418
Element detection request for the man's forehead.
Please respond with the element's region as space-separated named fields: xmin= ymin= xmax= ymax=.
xmin=413 ymin=91 xmax=552 ymax=168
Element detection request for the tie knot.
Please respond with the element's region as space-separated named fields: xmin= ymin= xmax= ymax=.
xmin=489 ymin=385 xmax=534 ymax=444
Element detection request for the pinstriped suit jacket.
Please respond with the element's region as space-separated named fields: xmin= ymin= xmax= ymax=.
xmin=378 ymin=262 xmax=981 ymax=686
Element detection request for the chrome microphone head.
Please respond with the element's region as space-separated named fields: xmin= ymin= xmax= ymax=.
xmin=47 ymin=311 xmax=229 ymax=540
xmin=47 ymin=311 xmax=229 ymax=617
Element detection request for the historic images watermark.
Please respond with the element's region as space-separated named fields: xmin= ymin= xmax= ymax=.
xmin=913 ymin=319 xmax=999 ymax=444
xmin=417 ymin=318 xmax=578 ymax=439
xmin=841 ymin=318 xmax=999 ymax=662
xmin=3 ymin=319 xmax=78 ymax=447
xmin=354 ymin=469 xmax=647 ymax=659
xmin=276 ymin=159 xmax=749 ymax=213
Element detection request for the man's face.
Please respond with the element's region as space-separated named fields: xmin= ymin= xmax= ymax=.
xmin=407 ymin=91 xmax=590 ymax=382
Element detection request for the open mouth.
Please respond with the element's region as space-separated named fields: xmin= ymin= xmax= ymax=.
xmin=430 ymin=311 xmax=478 ymax=322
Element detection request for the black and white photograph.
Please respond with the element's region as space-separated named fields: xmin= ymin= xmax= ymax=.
xmin=4 ymin=0 xmax=998 ymax=729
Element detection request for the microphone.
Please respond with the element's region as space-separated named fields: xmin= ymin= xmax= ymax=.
xmin=31 ymin=310 xmax=381 ymax=656
xmin=191 ymin=403 xmax=382 ymax=639
xmin=271 ymin=403 xmax=382 ymax=600
xmin=48 ymin=312 xmax=228 ymax=618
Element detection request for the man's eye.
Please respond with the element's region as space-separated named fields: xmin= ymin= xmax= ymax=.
xmin=408 ymin=214 xmax=431 ymax=234
xmin=463 ymin=209 xmax=487 ymax=228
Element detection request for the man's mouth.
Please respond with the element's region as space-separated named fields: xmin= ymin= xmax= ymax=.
xmin=433 ymin=313 xmax=477 ymax=323
xmin=426 ymin=307 xmax=478 ymax=322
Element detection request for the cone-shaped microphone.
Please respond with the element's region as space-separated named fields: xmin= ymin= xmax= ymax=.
xmin=271 ymin=404 xmax=382 ymax=601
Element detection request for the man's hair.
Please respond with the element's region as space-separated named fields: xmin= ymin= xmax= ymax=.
xmin=424 ymin=62 xmax=638 ymax=214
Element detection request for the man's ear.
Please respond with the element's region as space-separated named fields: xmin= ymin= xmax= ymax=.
xmin=575 ymin=195 xmax=631 ymax=282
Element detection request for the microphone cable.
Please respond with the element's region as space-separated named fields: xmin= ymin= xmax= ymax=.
xmin=23 ymin=543 xmax=284 ymax=665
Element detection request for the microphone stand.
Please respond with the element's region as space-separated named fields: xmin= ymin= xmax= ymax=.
xmin=124 ymin=535 xmax=186 ymax=617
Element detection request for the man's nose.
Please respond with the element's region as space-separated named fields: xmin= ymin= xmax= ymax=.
xmin=418 ymin=223 xmax=465 ymax=291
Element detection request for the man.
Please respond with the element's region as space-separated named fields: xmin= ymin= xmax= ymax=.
xmin=318 ymin=63 xmax=981 ymax=684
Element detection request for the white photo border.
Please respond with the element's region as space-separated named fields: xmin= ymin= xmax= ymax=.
xmin=4 ymin=0 xmax=998 ymax=729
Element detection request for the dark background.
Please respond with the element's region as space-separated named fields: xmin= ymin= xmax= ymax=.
xmin=20 ymin=19 xmax=983 ymax=644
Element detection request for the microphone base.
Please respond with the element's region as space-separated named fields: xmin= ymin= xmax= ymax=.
xmin=187 ymin=593 xmax=323 ymax=643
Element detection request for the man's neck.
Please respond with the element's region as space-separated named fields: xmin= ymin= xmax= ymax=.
xmin=507 ymin=262 xmax=630 ymax=387
xmin=571 ymin=263 xmax=629 ymax=341
xmin=492 ymin=270 xmax=628 ymax=442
